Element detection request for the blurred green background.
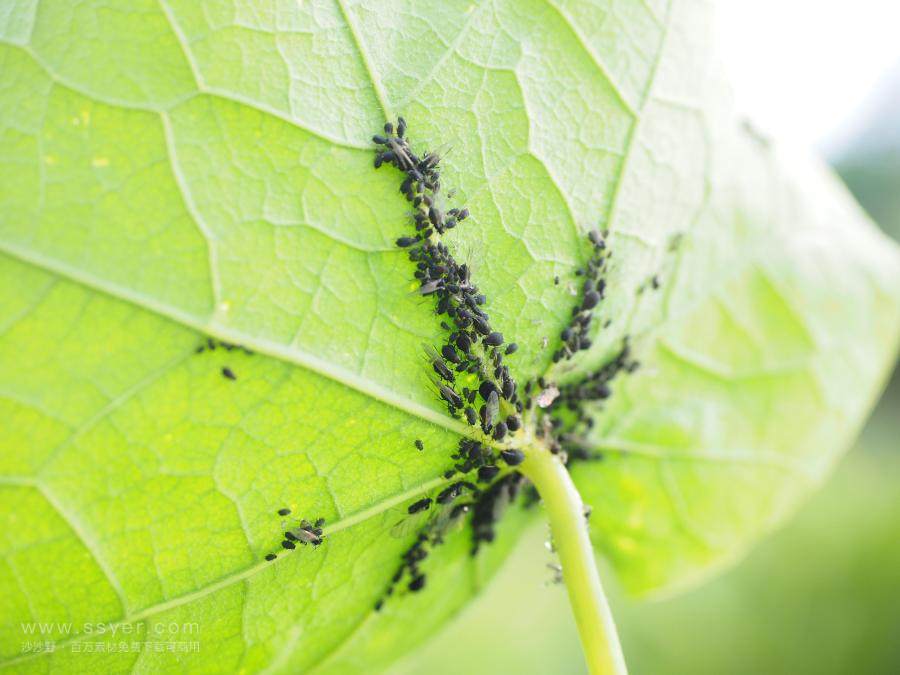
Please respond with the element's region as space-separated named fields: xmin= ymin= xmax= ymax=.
xmin=388 ymin=63 xmax=900 ymax=675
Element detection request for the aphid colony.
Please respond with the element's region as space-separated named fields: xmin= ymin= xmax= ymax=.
xmin=375 ymin=469 xmax=527 ymax=609
xmin=552 ymin=229 xmax=611 ymax=364
xmin=369 ymin=119 xmax=537 ymax=608
xmin=373 ymin=119 xmax=522 ymax=441
xmin=263 ymin=508 xmax=325 ymax=562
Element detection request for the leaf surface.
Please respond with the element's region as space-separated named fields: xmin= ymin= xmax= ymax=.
xmin=1 ymin=0 xmax=898 ymax=672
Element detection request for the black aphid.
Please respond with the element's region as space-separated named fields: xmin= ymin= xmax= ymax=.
xmin=438 ymin=385 xmax=462 ymax=409
xmin=483 ymin=331 xmax=503 ymax=347
xmin=582 ymin=291 xmax=600 ymax=310
xmin=505 ymin=342 xmax=518 ymax=355
xmin=265 ymin=553 xmax=277 ymax=561
xmin=477 ymin=465 xmax=500 ymax=482
xmin=464 ymin=407 xmax=478 ymax=425
xmin=222 ymin=367 xmax=237 ymax=380
xmin=500 ymin=449 xmax=525 ymax=466
xmin=408 ymin=575 xmax=426 ymax=592
xmin=277 ymin=508 xmax=291 ymax=516
xmin=492 ymin=421 xmax=508 ymax=441
xmin=408 ymin=497 xmax=433 ymax=514
xmin=441 ymin=344 xmax=461 ymax=364
xmin=414 ymin=439 xmax=424 ymax=451
xmin=281 ymin=540 xmax=295 ymax=550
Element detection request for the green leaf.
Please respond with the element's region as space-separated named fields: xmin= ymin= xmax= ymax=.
xmin=0 ymin=0 xmax=898 ymax=672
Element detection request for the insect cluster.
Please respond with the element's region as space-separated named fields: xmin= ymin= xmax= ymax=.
xmin=373 ymin=120 xmax=522 ymax=443
xmin=263 ymin=508 xmax=326 ymax=562
xmin=552 ymin=229 xmax=610 ymax=363
xmin=370 ymin=118 xmax=644 ymax=609
xmin=194 ymin=337 xmax=254 ymax=381
xmin=369 ymin=119 xmax=541 ymax=608
xmin=546 ymin=340 xmax=639 ymax=462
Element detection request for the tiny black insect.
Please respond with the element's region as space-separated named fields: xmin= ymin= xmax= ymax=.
xmin=441 ymin=344 xmax=461 ymax=364
xmin=492 ymin=421 xmax=508 ymax=441
xmin=222 ymin=367 xmax=237 ymax=380
xmin=582 ymin=291 xmax=600 ymax=310
xmin=408 ymin=574 xmax=426 ymax=592
xmin=477 ymin=465 xmax=500 ymax=483
xmin=472 ymin=316 xmax=490 ymax=335
xmin=439 ymin=385 xmax=462 ymax=409
xmin=500 ymin=449 xmax=525 ymax=466
xmin=504 ymin=342 xmax=518 ymax=355
xmin=464 ymin=407 xmax=478 ymax=425
xmin=281 ymin=540 xmax=296 ymax=550
xmin=408 ymin=497 xmax=433 ymax=514
xmin=484 ymin=331 xmax=504 ymax=347
xmin=396 ymin=236 xmax=419 ymax=248
xmin=277 ymin=508 xmax=291 ymax=516
xmin=265 ymin=553 xmax=277 ymax=561
xmin=414 ymin=439 xmax=424 ymax=451
xmin=478 ymin=380 xmax=499 ymax=400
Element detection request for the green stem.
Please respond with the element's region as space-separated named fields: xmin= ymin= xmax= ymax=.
xmin=519 ymin=445 xmax=628 ymax=675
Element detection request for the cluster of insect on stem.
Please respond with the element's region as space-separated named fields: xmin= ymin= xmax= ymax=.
xmin=370 ymin=118 xmax=653 ymax=604
xmin=524 ymin=230 xmax=642 ymax=464
xmin=373 ymin=119 xmax=523 ymax=443
xmin=263 ymin=508 xmax=325 ymax=562
xmin=370 ymin=118 xmax=539 ymax=607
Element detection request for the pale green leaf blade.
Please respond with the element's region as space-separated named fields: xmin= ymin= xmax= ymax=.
xmin=0 ymin=0 xmax=898 ymax=672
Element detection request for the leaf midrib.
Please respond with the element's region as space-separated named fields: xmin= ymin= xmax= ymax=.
xmin=0 ymin=240 xmax=472 ymax=438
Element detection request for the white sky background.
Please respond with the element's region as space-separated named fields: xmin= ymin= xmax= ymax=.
xmin=713 ymin=0 xmax=900 ymax=157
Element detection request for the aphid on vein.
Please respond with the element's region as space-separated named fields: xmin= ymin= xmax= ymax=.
xmin=492 ymin=421 xmax=508 ymax=441
xmin=441 ymin=344 xmax=461 ymax=364
xmin=464 ymin=407 xmax=478 ymax=426
xmin=477 ymin=465 xmax=500 ymax=483
xmin=423 ymin=345 xmax=454 ymax=382
xmin=500 ymin=449 xmax=525 ymax=466
xmin=481 ymin=391 xmax=499 ymax=432
xmin=484 ymin=331 xmax=504 ymax=347
xmin=287 ymin=520 xmax=324 ymax=546
xmin=408 ymin=497 xmax=432 ymax=514
xmin=438 ymin=384 xmax=463 ymax=409
xmin=265 ymin=553 xmax=277 ymax=561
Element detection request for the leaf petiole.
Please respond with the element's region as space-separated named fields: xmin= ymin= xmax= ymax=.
xmin=519 ymin=445 xmax=627 ymax=675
